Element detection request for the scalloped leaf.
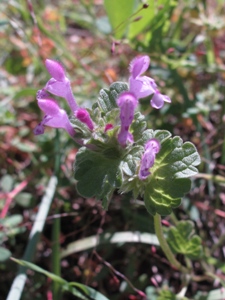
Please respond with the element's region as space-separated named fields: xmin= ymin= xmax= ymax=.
xmin=130 ymin=112 xmax=147 ymax=141
xmin=74 ymin=147 xmax=122 ymax=209
xmin=144 ymin=135 xmax=200 ymax=215
xmin=98 ymin=81 xmax=128 ymax=113
xmin=167 ymin=220 xmax=203 ymax=259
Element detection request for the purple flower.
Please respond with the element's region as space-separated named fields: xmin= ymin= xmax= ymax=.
xmin=35 ymin=59 xmax=95 ymax=134
xmin=44 ymin=59 xmax=78 ymax=113
xmin=33 ymin=96 xmax=75 ymax=137
xmin=129 ymin=55 xmax=171 ymax=109
xmin=75 ymin=108 xmax=94 ymax=131
xmin=138 ymin=138 xmax=160 ymax=180
xmin=117 ymin=92 xmax=138 ymax=147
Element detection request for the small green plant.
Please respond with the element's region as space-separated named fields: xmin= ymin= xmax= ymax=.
xmin=28 ymin=55 xmax=203 ymax=299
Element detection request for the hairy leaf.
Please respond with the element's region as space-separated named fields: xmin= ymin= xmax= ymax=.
xmin=74 ymin=147 xmax=122 ymax=209
xmin=143 ymin=134 xmax=200 ymax=215
xmin=98 ymin=82 xmax=128 ymax=113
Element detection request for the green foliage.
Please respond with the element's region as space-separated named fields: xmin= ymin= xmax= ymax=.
xmin=74 ymin=147 xmax=122 ymax=209
xmin=12 ymin=258 xmax=109 ymax=300
xmin=143 ymin=134 xmax=200 ymax=215
xmin=104 ymin=0 xmax=177 ymax=50
xmin=104 ymin=0 xmax=135 ymax=39
xmin=3 ymin=1 xmax=225 ymax=298
xmin=0 ymin=214 xmax=26 ymax=262
xmin=0 ymin=247 xmax=11 ymax=262
xmin=98 ymin=81 xmax=128 ymax=113
xmin=74 ymin=82 xmax=200 ymax=215
xmin=128 ymin=0 xmax=177 ymax=44
xmin=157 ymin=289 xmax=177 ymax=300
xmin=0 ymin=214 xmax=26 ymax=239
xmin=167 ymin=220 xmax=203 ymax=259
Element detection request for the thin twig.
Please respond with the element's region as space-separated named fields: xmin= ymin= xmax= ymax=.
xmin=93 ymin=250 xmax=147 ymax=299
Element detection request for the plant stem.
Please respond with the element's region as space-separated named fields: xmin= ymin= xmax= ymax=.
xmin=153 ymin=213 xmax=190 ymax=274
xmin=52 ymin=130 xmax=61 ymax=300
xmin=52 ymin=207 xmax=61 ymax=299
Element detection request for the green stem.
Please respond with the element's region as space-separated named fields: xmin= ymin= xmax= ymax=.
xmin=52 ymin=208 xmax=61 ymax=299
xmin=153 ymin=213 xmax=189 ymax=274
xmin=52 ymin=130 xmax=61 ymax=300
xmin=169 ymin=212 xmax=179 ymax=226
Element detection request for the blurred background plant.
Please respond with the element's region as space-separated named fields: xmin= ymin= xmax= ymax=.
xmin=0 ymin=0 xmax=225 ymax=299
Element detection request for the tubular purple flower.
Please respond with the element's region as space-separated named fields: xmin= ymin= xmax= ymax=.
xmin=117 ymin=92 xmax=138 ymax=147
xmin=138 ymin=138 xmax=160 ymax=180
xmin=128 ymin=55 xmax=171 ymax=109
xmin=75 ymin=108 xmax=94 ymax=131
xmin=33 ymin=97 xmax=75 ymax=137
xmin=44 ymin=59 xmax=79 ymax=113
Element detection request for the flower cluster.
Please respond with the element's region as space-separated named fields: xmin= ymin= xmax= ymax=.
xmin=34 ymin=56 xmax=171 ymax=180
xmin=33 ymin=59 xmax=94 ymax=137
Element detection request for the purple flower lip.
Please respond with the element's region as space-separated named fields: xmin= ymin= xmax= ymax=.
xmin=138 ymin=138 xmax=160 ymax=180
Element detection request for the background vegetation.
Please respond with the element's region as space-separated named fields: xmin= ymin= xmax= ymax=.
xmin=0 ymin=0 xmax=225 ymax=299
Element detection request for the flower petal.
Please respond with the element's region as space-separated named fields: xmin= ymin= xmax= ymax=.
xmin=75 ymin=108 xmax=94 ymax=130
xmin=129 ymin=55 xmax=150 ymax=79
xmin=150 ymin=91 xmax=171 ymax=109
xmin=45 ymin=59 xmax=66 ymax=81
xmin=33 ymin=123 xmax=45 ymax=135
xmin=129 ymin=76 xmax=156 ymax=99
xmin=117 ymin=92 xmax=138 ymax=147
xmin=37 ymin=98 xmax=61 ymax=116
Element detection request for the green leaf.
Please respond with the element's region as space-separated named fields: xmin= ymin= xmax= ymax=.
xmin=15 ymin=192 xmax=34 ymax=208
xmin=167 ymin=220 xmax=203 ymax=259
xmin=130 ymin=112 xmax=147 ymax=141
xmin=157 ymin=289 xmax=177 ymax=300
xmin=98 ymin=81 xmax=128 ymax=113
xmin=128 ymin=0 xmax=157 ymax=40
xmin=0 ymin=174 xmax=14 ymax=192
xmin=11 ymin=258 xmax=109 ymax=300
xmin=128 ymin=0 xmax=177 ymax=41
xmin=13 ymin=88 xmax=37 ymax=100
xmin=104 ymin=0 xmax=135 ymax=39
xmin=144 ymin=134 xmax=200 ymax=215
xmin=145 ymin=286 xmax=157 ymax=300
xmin=0 ymin=247 xmax=11 ymax=262
xmin=194 ymin=289 xmax=225 ymax=300
xmin=0 ymin=214 xmax=23 ymax=228
xmin=74 ymin=147 xmax=122 ymax=209
xmin=0 ymin=214 xmax=26 ymax=238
